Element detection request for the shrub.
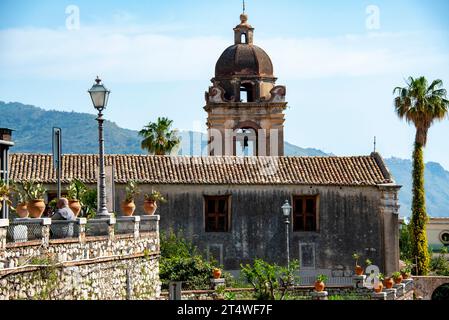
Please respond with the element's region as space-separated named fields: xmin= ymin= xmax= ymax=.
xmin=240 ymin=259 xmax=300 ymax=300
xmin=430 ymin=247 xmax=449 ymax=276
xmin=159 ymin=230 xmax=223 ymax=290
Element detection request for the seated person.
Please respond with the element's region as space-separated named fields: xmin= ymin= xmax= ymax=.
xmin=52 ymin=198 xmax=77 ymax=221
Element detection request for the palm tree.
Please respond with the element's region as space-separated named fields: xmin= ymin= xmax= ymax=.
xmin=393 ymin=76 xmax=449 ymax=275
xmin=139 ymin=117 xmax=180 ymax=155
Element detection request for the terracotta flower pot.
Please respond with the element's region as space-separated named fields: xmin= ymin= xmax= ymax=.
xmin=374 ymin=282 xmax=384 ymax=293
xmin=401 ymin=272 xmax=410 ymax=280
xmin=27 ymin=200 xmax=46 ymax=218
xmin=69 ymin=200 xmax=82 ymax=217
xmin=143 ymin=200 xmax=157 ymax=215
xmin=16 ymin=203 xmax=29 ymax=218
xmin=384 ymin=278 xmax=394 ymax=289
xmin=355 ymin=265 xmax=364 ymax=276
xmin=121 ymin=200 xmax=136 ymax=216
xmin=213 ymin=269 xmax=222 ymax=279
xmin=314 ymin=281 xmax=325 ymax=292
xmin=393 ymin=275 xmax=403 ymax=284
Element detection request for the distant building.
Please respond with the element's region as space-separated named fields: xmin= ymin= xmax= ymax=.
xmin=427 ymin=217 xmax=449 ymax=254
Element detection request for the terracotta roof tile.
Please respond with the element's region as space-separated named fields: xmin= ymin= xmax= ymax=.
xmin=8 ymin=153 xmax=393 ymax=186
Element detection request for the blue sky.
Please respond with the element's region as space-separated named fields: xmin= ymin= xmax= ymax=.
xmin=1 ymin=0 xmax=449 ymax=168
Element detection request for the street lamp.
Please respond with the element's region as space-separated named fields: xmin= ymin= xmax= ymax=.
xmin=88 ymin=76 xmax=111 ymax=217
xmin=281 ymin=200 xmax=292 ymax=267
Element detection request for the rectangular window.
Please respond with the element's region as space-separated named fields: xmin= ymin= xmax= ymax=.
xmin=205 ymin=196 xmax=230 ymax=232
xmin=293 ymin=195 xmax=318 ymax=232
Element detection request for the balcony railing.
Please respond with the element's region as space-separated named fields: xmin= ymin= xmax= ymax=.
xmin=0 ymin=215 xmax=160 ymax=245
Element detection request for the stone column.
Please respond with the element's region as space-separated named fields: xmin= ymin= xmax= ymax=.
xmin=77 ymin=218 xmax=87 ymax=244
xmin=379 ymin=186 xmax=401 ymax=275
xmin=311 ymin=291 xmax=328 ymax=300
xmin=210 ymin=278 xmax=226 ymax=291
xmin=40 ymin=218 xmax=51 ymax=249
xmin=133 ymin=216 xmax=140 ymax=239
xmin=393 ymin=283 xmax=405 ymax=298
xmin=384 ymin=288 xmax=397 ymax=300
xmin=0 ymin=219 xmax=9 ymax=269
xmin=108 ymin=217 xmax=116 ymax=241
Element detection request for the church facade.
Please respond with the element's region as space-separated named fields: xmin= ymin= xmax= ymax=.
xmin=8 ymin=13 xmax=401 ymax=280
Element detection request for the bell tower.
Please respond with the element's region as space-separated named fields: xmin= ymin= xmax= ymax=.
xmin=204 ymin=12 xmax=288 ymax=156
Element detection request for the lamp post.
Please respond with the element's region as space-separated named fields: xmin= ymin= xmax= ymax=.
xmin=282 ymin=200 xmax=292 ymax=268
xmin=88 ymin=76 xmax=111 ymax=217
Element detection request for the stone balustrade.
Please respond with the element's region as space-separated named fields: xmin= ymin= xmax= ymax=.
xmin=0 ymin=215 xmax=161 ymax=300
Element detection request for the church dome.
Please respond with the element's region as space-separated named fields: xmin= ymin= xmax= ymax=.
xmin=215 ymin=44 xmax=274 ymax=78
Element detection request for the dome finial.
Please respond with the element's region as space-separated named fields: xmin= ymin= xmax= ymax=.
xmin=240 ymin=0 xmax=248 ymax=23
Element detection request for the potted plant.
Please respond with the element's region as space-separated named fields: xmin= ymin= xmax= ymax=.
xmin=121 ymin=180 xmax=140 ymax=216
xmin=143 ymin=189 xmax=166 ymax=215
xmin=23 ymin=180 xmax=47 ymax=218
xmin=0 ymin=179 xmax=13 ymax=212
xmin=392 ymin=271 xmax=403 ymax=284
xmin=374 ymin=273 xmax=384 ymax=293
xmin=212 ymin=267 xmax=222 ymax=279
xmin=66 ymin=179 xmax=87 ymax=217
xmin=352 ymin=253 xmax=363 ymax=275
xmin=400 ymin=261 xmax=412 ymax=279
xmin=384 ymin=275 xmax=394 ymax=289
xmin=12 ymin=181 xmax=29 ymax=218
xmin=314 ymin=274 xmax=328 ymax=292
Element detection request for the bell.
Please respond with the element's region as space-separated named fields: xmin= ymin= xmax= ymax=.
xmin=244 ymin=135 xmax=249 ymax=148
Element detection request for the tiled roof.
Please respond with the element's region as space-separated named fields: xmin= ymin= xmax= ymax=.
xmin=8 ymin=153 xmax=394 ymax=186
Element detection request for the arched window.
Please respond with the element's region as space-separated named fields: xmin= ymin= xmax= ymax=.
xmin=241 ymin=33 xmax=247 ymax=44
xmin=234 ymin=128 xmax=257 ymax=156
xmin=240 ymin=83 xmax=255 ymax=102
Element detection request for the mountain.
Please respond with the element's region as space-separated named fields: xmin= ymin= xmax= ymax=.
xmin=1 ymin=101 xmax=448 ymax=217
xmin=384 ymin=158 xmax=449 ymax=218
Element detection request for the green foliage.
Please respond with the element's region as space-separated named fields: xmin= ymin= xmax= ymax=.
xmin=159 ymin=230 xmax=222 ymax=290
xmin=394 ymin=77 xmax=449 ymax=275
xmin=81 ymin=188 xmax=97 ymax=219
xmin=0 ymin=179 xmax=12 ymax=207
xmin=399 ymin=222 xmax=413 ymax=261
xmin=316 ymin=274 xmax=328 ymax=282
xmin=139 ymin=117 xmax=181 ymax=155
xmin=144 ymin=189 xmax=167 ymax=203
xmin=240 ymin=259 xmax=300 ymax=300
xmin=352 ymin=252 xmax=361 ymax=266
xmin=430 ymin=248 xmax=449 ymax=276
xmin=10 ymin=180 xmax=28 ymax=204
xmin=328 ymin=293 xmax=366 ymax=300
xmin=377 ymin=273 xmax=385 ymax=281
xmin=66 ymin=179 xmax=87 ymax=204
xmin=29 ymin=253 xmax=59 ymax=300
xmin=410 ymin=143 xmax=430 ymax=275
xmin=22 ymin=180 xmax=47 ymax=200
xmin=393 ymin=76 xmax=449 ymax=147
xmin=365 ymin=259 xmax=372 ymax=266
xmin=392 ymin=271 xmax=402 ymax=280
xmin=224 ymin=291 xmax=236 ymax=300
xmin=124 ymin=180 xmax=140 ymax=202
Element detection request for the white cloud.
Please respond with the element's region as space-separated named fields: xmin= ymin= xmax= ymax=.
xmin=0 ymin=26 xmax=448 ymax=83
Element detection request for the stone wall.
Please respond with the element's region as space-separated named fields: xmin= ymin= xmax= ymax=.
xmin=0 ymin=216 xmax=161 ymax=300
xmin=413 ymin=276 xmax=449 ymax=300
